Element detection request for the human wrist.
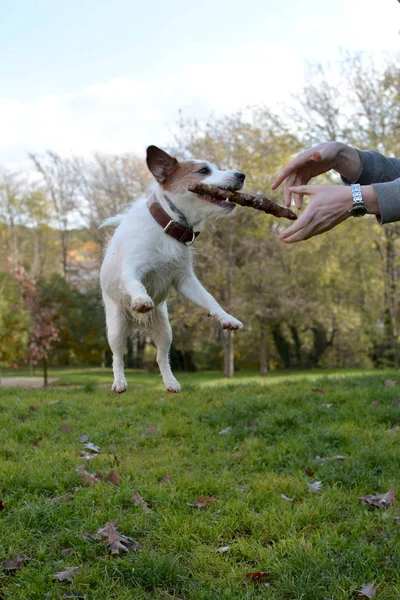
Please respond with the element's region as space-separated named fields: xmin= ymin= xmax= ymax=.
xmin=360 ymin=185 xmax=379 ymax=215
xmin=334 ymin=144 xmax=362 ymax=182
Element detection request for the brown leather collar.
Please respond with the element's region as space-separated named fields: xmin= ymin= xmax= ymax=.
xmin=147 ymin=196 xmax=200 ymax=246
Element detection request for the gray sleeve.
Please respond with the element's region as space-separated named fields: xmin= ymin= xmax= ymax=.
xmin=341 ymin=150 xmax=400 ymax=225
xmin=372 ymin=179 xmax=400 ymax=225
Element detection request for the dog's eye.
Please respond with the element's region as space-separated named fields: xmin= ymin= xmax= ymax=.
xmin=197 ymin=167 xmax=211 ymax=175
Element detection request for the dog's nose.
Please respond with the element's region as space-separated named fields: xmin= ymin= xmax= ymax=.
xmin=235 ymin=172 xmax=246 ymax=182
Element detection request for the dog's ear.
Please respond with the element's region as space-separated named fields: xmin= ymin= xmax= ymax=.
xmin=146 ymin=146 xmax=178 ymax=183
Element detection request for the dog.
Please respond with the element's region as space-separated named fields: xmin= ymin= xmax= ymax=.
xmin=100 ymin=145 xmax=245 ymax=393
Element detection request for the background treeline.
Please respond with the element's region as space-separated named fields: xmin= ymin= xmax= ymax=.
xmin=1 ymin=54 xmax=400 ymax=376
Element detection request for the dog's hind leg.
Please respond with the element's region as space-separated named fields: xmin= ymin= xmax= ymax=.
xmin=152 ymin=302 xmax=181 ymax=393
xmin=104 ymin=294 xmax=128 ymax=393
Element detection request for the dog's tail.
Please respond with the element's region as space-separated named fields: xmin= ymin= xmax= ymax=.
xmin=99 ymin=214 xmax=123 ymax=229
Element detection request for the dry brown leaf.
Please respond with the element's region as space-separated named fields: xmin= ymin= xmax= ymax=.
xmin=359 ymin=488 xmax=396 ymax=510
xmin=106 ymin=470 xmax=120 ymax=486
xmin=0 ymin=501 xmax=4 ymax=511
xmin=216 ymin=545 xmax=231 ymax=553
xmin=160 ymin=473 xmax=173 ymax=483
xmin=243 ymin=571 xmax=269 ymax=583
xmin=60 ymin=424 xmax=71 ymax=433
xmin=315 ymin=454 xmax=346 ymax=462
xmin=385 ymin=379 xmax=397 ymax=388
xmin=141 ymin=425 xmax=158 ymax=438
xmin=96 ymin=520 xmax=141 ymax=554
xmin=188 ymin=496 xmax=216 ymax=508
xmin=1 ymin=555 xmax=28 ymax=571
xmin=84 ymin=442 xmax=100 ymax=453
xmin=76 ymin=469 xmax=99 ymax=485
xmin=305 ymin=467 xmax=314 ymax=477
xmin=53 ymin=566 xmax=80 ymax=582
xmin=355 ymin=582 xmax=377 ymax=598
xmin=132 ymin=492 xmax=152 ymax=513
xmin=218 ymin=426 xmax=232 ymax=435
xmin=311 ymin=387 xmax=326 ymax=394
xmin=29 ymin=405 xmax=37 ymax=412
xmin=307 ymin=481 xmax=323 ymax=493
xmin=387 ymin=425 xmax=400 ymax=435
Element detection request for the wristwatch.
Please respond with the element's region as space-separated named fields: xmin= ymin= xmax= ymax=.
xmin=348 ymin=184 xmax=368 ymax=217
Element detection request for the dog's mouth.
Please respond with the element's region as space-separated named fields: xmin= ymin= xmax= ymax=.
xmin=193 ymin=183 xmax=242 ymax=211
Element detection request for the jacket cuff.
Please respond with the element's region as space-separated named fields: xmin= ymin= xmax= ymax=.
xmin=372 ymin=179 xmax=400 ymax=225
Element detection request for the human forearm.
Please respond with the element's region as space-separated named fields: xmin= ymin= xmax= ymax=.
xmin=334 ymin=144 xmax=363 ymax=182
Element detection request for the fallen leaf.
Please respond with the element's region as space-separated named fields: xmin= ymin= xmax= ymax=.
xmin=84 ymin=442 xmax=100 ymax=453
xmin=311 ymin=387 xmax=326 ymax=394
xmin=113 ymin=455 xmax=120 ymax=465
xmin=0 ymin=501 xmax=4 ymax=511
xmin=218 ymin=426 xmax=232 ymax=435
xmin=76 ymin=469 xmax=99 ymax=485
xmin=141 ymin=426 xmax=158 ymax=438
xmin=78 ymin=451 xmax=97 ymax=461
xmin=132 ymin=492 xmax=152 ymax=512
xmin=79 ymin=434 xmax=89 ymax=443
xmin=305 ymin=467 xmax=314 ymax=477
xmin=359 ymin=488 xmax=396 ymax=510
xmin=243 ymin=571 xmax=269 ymax=583
xmin=160 ymin=473 xmax=173 ymax=483
xmin=96 ymin=520 xmax=141 ymax=554
xmin=387 ymin=425 xmax=400 ymax=435
xmin=61 ymin=548 xmax=75 ymax=556
xmin=188 ymin=496 xmax=216 ymax=508
xmin=216 ymin=545 xmax=231 ymax=553
xmin=385 ymin=379 xmax=397 ymax=388
xmin=53 ymin=566 xmax=80 ymax=582
xmin=29 ymin=405 xmax=37 ymax=412
xmin=106 ymin=470 xmax=120 ymax=486
xmin=355 ymin=582 xmax=377 ymax=598
xmin=1 ymin=555 xmax=28 ymax=571
xmin=307 ymin=481 xmax=323 ymax=493
xmin=60 ymin=424 xmax=71 ymax=433
xmin=280 ymin=494 xmax=295 ymax=502
xmin=315 ymin=454 xmax=346 ymax=462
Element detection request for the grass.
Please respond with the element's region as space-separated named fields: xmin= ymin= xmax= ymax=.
xmin=1 ymin=368 xmax=400 ymax=599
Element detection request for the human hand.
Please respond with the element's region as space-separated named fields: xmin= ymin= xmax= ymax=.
xmin=279 ymin=184 xmax=353 ymax=243
xmin=272 ymin=142 xmax=361 ymax=209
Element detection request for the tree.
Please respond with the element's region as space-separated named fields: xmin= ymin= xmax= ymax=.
xmin=15 ymin=267 xmax=59 ymax=386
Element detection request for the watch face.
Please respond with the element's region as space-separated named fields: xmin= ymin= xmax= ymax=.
xmin=351 ymin=205 xmax=368 ymax=217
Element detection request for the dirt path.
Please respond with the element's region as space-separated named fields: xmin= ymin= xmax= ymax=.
xmin=0 ymin=377 xmax=58 ymax=389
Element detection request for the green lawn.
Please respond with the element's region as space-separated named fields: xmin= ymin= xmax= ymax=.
xmin=1 ymin=369 xmax=400 ymax=599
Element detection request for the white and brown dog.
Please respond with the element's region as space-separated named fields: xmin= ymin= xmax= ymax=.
xmin=100 ymin=145 xmax=245 ymax=394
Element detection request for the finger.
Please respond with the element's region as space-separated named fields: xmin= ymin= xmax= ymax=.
xmin=271 ymin=149 xmax=321 ymax=189
xmin=292 ymin=176 xmax=305 ymax=209
xmin=271 ymin=151 xmax=310 ymax=189
xmin=288 ymin=185 xmax=315 ymax=196
xmin=283 ymin=172 xmax=297 ymax=207
xmin=279 ymin=208 xmax=314 ymax=240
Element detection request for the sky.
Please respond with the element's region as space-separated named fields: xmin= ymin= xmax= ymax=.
xmin=0 ymin=0 xmax=399 ymax=168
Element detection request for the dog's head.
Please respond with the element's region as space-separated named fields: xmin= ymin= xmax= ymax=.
xmin=146 ymin=145 xmax=245 ymax=225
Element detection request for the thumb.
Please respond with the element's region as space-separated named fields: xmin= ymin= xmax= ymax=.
xmin=289 ymin=185 xmax=315 ymax=196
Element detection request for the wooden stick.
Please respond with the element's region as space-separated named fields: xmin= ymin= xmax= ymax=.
xmin=188 ymin=183 xmax=297 ymax=221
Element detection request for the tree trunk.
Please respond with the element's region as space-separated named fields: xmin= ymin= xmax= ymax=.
xmin=43 ymin=357 xmax=48 ymax=387
xmin=223 ymin=222 xmax=235 ymax=378
xmin=260 ymin=324 xmax=268 ymax=375
xmin=223 ymin=330 xmax=234 ymax=377
xmin=136 ymin=335 xmax=146 ymax=369
xmin=272 ymin=324 xmax=292 ymax=368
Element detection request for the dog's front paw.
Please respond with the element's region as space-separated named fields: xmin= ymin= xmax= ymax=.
xmin=165 ymin=379 xmax=182 ymax=393
xmin=131 ymin=296 xmax=155 ymax=313
xmin=219 ymin=315 xmax=243 ymax=330
xmin=112 ymin=378 xmax=128 ymax=394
